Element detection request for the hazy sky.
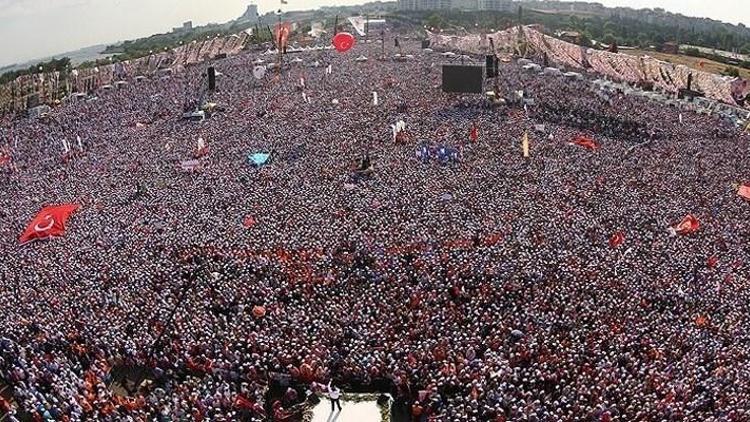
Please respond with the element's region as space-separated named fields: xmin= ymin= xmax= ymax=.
xmin=0 ymin=0 xmax=748 ymax=67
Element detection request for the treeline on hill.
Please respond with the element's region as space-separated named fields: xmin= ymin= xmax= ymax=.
xmin=411 ymin=8 xmax=750 ymax=69
xmin=0 ymin=20 xmax=277 ymax=85
xmin=4 ymin=6 xmax=750 ymax=86
xmin=79 ymin=21 xmax=278 ymax=70
xmin=0 ymin=57 xmax=71 ymax=85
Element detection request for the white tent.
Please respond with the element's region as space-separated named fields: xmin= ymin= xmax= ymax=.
xmin=522 ymin=63 xmax=541 ymax=72
xmin=348 ymin=16 xmax=367 ymax=36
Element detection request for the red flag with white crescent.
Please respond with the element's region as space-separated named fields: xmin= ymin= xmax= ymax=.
xmin=608 ymin=231 xmax=625 ymax=248
xmin=19 ymin=204 xmax=79 ymax=244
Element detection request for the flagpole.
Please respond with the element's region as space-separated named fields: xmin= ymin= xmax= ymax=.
xmin=278 ymin=12 xmax=283 ymax=79
xmin=381 ymin=30 xmax=385 ymax=58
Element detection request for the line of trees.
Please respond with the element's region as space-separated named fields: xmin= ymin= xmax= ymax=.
xmin=413 ymin=8 xmax=750 ymax=55
xmin=0 ymin=57 xmax=71 ymax=85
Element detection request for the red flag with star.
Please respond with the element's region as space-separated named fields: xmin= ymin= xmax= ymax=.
xmin=19 ymin=204 xmax=80 ymax=245
xmin=469 ymin=124 xmax=478 ymax=142
xmin=608 ymin=231 xmax=625 ymax=248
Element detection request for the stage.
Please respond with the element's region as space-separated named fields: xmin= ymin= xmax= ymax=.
xmin=308 ymin=394 xmax=392 ymax=422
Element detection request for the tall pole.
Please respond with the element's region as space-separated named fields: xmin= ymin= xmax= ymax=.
xmin=381 ymin=30 xmax=385 ymax=58
xmin=278 ymin=13 xmax=283 ymax=79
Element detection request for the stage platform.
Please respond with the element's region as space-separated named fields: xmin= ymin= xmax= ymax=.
xmin=307 ymin=393 xmax=391 ymax=422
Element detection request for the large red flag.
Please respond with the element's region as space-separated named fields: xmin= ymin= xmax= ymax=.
xmin=19 ymin=204 xmax=79 ymax=244
xmin=737 ymin=183 xmax=750 ymax=200
xmin=469 ymin=124 xmax=478 ymax=142
xmin=673 ymin=214 xmax=700 ymax=235
xmin=572 ymin=135 xmax=599 ymax=151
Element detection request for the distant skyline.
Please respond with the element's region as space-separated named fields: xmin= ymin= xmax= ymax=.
xmin=0 ymin=0 xmax=367 ymax=67
xmin=565 ymin=0 xmax=749 ymax=27
xmin=0 ymin=0 xmax=748 ymax=68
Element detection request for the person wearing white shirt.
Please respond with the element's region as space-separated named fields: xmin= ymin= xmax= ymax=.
xmin=327 ymin=380 xmax=342 ymax=412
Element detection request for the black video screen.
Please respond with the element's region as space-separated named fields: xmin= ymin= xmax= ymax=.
xmin=442 ymin=65 xmax=484 ymax=94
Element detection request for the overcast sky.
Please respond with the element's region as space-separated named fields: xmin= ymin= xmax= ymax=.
xmin=0 ymin=0 xmax=748 ymax=67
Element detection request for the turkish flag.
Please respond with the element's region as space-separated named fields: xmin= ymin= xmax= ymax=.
xmin=0 ymin=150 xmax=10 ymax=165
xmin=469 ymin=125 xmax=478 ymax=142
xmin=482 ymin=232 xmax=503 ymax=246
xmin=673 ymin=214 xmax=700 ymax=235
xmin=608 ymin=231 xmax=625 ymax=248
xmin=737 ymin=183 xmax=750 ymax=200
xmin=19 ymin=204 xmax=79 ymax=244
xmin=274 ymin=22 xmax=291 ymax=51
xmin=694 ymin=314 xmax=709 ymax=327
xmin=235 ymin=395 xmax=262 ymax=412
xmin=573 ymin=135 xmax=599 ymax=151
xmin=707 ymin=255 xmax=719 ymax=268
xmin=243 ymin=216 xmax=255 ymax=228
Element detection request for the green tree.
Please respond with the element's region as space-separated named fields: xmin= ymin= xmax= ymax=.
xmin=425 ymin=13 xmax=444 ymax=30
xmin=579 ymin=31 xmax=593 ymax=48
xmin=724 ymin=66 xmax=740 ymax=77
xmin=602 ymin=33 xmax=617 ymax=46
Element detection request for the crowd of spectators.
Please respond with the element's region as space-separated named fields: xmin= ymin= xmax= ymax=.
xmin=1 ymin=37 xmax=749 ymax=421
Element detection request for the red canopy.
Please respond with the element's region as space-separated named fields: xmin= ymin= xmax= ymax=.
xmin=19 ymin=204 xmax=79 ymax=244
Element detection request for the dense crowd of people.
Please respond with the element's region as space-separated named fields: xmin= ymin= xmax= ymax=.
xmin=1 ymin=35 xmax=750 ymax=421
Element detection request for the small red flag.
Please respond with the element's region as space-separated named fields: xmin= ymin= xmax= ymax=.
xmin=707 ymin=255 xmax=719 ymax=268
xmin=608 ymin=231 xmax=625 ymax=248
xmin=673 ymin=214 xmax=700 ymax=235
xmin=694 ymin=314 xmax=709 ymax=327
xmin=243 ymin=216 xmax=256 ymax=228
xmin=737 ymin=183 xmax=750 ymax=200
xmin=19 ymin=204 xmax=79 ymax=244
xmin=482 ymin=232 xmax=503 ymax=246
xmin=572 ymin=135 xmax=599 ymax=151
xmin=469 ymin=125 xmax=478 ymax=142
xmin=252 ymin=305 xmax=266 ymax=318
